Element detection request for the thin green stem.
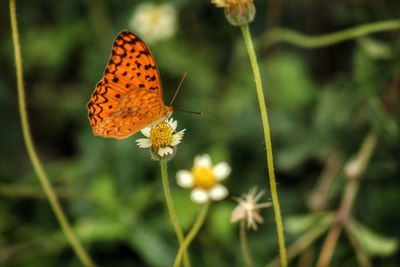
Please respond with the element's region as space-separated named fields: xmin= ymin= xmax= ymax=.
xmin=173 ymin=204 xmax=209 ymax=267
xmin=240 ymin=220 xmax=254 ymax=267
xmin=9 ymin=1 xmax=95 ymax=266
xmin=241 ymin=25 xmax=287 ymax=267
xmin=160 ymin=160 xmax=190 ymax=267
xmin=263 ymin=20 xmax=400 ymax=49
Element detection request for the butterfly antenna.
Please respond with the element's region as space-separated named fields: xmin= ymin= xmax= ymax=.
xmin=169 ymin=73 xmax=187 ymax=106
xmin=175 ymin=108 xmax=204 ymax=116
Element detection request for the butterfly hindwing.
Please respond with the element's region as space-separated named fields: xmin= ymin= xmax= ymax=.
xmin=91 ymin=88 xmax=164 ymax=139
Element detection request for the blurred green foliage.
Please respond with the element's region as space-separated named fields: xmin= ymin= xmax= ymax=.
xmin=1 ymin=0 xmax=399 ymax=267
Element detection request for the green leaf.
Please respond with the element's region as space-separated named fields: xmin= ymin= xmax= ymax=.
xmin=285 ymin=213 xmax=333 ymax=235
xmin=276 ymin=136 xmax=319 ymax=171
xmin=75 ymin=219 xmax=127 ymax=242
xmin=349 ymin=220 xmax=398 ymax=257
xmin=128 ymin=225 xmax=174 ymax=267
xmin=359 ymin=37 xmax=392 ymax=59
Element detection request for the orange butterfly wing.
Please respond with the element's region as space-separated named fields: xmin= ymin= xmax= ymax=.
xmin=87 ymin=30 xmax=172 ymax=139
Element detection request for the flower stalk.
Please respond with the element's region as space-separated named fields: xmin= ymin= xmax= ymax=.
xmin=240 ymin=24 xmax=287 ymax=267
xmin=9 ymin=1 xmax=95 ymax=266
xmin=160 ymin=160 xmax=190 ymax=267
xmin=173 ymin=203 xmax=209 ymax=267
xmin=240 ymin=220 xmax=254 ymax=267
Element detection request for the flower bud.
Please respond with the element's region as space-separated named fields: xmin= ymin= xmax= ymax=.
xmin=211 ymin=0 xmax=256 ymax=26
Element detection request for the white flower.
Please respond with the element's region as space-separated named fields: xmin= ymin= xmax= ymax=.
xmin=136 ymin=118 xmax=185 ymax=160
xmin=129 ymin=3 xmax=177 ymax=43
xmin=176 ymin=154 xmax=231 ymax=204
xmin=230 ymin=187 xmax=272 ymax=230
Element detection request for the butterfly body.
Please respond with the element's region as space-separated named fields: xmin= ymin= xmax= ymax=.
xmin=87 ymin=30 xmax=172 ymax=139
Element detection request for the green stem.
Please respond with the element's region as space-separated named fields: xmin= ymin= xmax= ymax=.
xmin=260 ymin=20 xmax=400 ymax=49
xmin=160 ymin=160 xmax=190 ymax=267
xmin=240 ymin=220 xmax=254 ymax=267
xmin=263 ymin=20 xmax=400 ymax=49
xmin=241 ymin=25 xmax=287 ymax=267
xmin=9 ymin=1 xmax=95 ymax=267
xmin=173 ymin=204 xmax=209 ymax=267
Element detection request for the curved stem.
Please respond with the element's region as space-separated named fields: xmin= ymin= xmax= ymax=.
xmin=240 ymin=220 xmax=254 ymax=267
xmin=160 ymin=160 xmax=190 ymax=267
xmin=241 ymin=25 xmax=287 ymax=267
xmin=9 ymin=1 xmax=95 ymax=266
xmin=173 ymin=204 xmax=209 ymax=267
xmin=263 ymin=20 xmax=400 ymax=49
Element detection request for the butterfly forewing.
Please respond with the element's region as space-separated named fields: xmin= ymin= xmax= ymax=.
xmin=87 ymin=30 xmax=170 ymax=139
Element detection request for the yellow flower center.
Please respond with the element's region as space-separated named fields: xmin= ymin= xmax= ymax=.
xmin=192 ymin=166 xmax=216 ymax=189
xmin=150 ymin=123 xmax=172 ymax=148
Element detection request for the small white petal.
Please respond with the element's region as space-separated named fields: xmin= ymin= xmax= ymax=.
xmin=191 ymin=188 xmax=209 ymax=204
xmin=169 ymin=118 xmax=177 ymax=131
xmin=170 ymin=130 xmax=185 ymax=146
xmin=176 ymin=170 xmax=194 ymax=188
xmin=230 ymin=205 xmax=246 ymax=223
xmin=158 ymin=147 xmax=173 ymax=157
xmin=194 ymin=154 xmax=212 ymax=168
xmin=209 ymin=184 xmax=228 ymax=201
xmin=140 ymin=126 xmax=151 ymax=137
xmin=158 ymin=147 xmax=167 ymax=156
xmin=171 ymin=135 xmax=182 ymax=146
xmin=136 ymin=138 xmax=152 ymax=148
xmin=213 ymin=162 xmax=231 ymax=181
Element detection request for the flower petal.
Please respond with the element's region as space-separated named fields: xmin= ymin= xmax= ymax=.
xmin=176 ymin=170 xmax=194 ymax=188
xmin=140 ymin=126 xmax=151 ymax=137
xmin=208 ymin=184 xmax=228 ymax=201
xmin=169 ymin=118 xmax=177 ymax=131
xmin=191 ymin=188 xmax=209 ymax=204
xmin=136 ymin=138 xmax=152 ymax=148
xmin=194 ymin=154 xmax=212 ymax=168
xmin=213 ymin=162 xmax=231 ymax=181
xmin=171 ymin=129 xmax=185 ymax=146
xmin=230 ymin=205 xmax=246 ymax=223
xmin=158 ymin=146 xmax=173 ymax=157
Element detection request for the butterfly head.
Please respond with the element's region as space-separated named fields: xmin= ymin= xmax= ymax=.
xmin=164 ymin=105 xmax=173 ymax=119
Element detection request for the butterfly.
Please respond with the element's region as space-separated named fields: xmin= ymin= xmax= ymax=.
xmin=87 ymin=30 xmax=173 ymax=139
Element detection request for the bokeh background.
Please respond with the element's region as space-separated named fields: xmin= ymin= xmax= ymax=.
xmin=1 ymin=0 xmax=399 ymax=266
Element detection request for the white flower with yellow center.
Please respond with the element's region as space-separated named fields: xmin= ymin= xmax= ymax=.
xmin=176 ymin=154 xmax=231 ymax=204
xmin=230 ymin=187 xmax=272 ymax=230
xmin=129 ymin=3 xmax=177 ymax=43
xmin=136 ymin=118 xmax=185 ymax=160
